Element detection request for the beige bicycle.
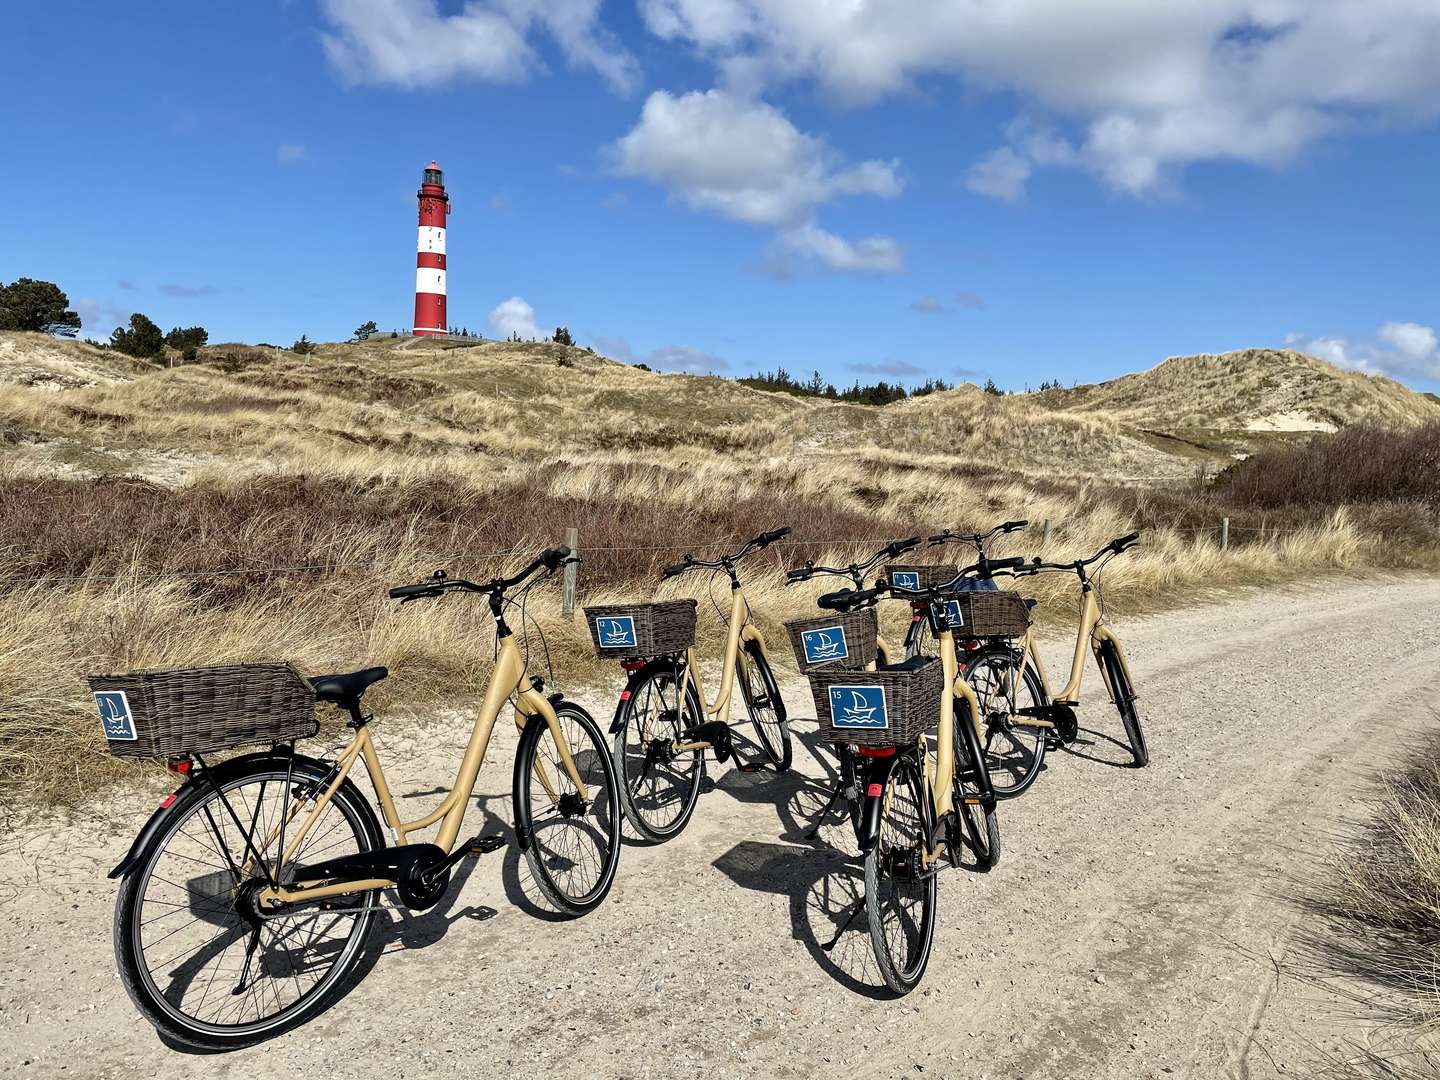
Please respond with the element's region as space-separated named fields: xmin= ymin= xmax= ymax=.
xmin=110 ymin=546 xmax=621 ymax=1050
xmin=602 ymin=527 xmax=793 ymax=843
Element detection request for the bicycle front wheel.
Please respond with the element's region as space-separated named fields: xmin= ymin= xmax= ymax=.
xmin=1099 ymin=641 xmax=1149 ymax=767
xmin=736 ymin=643 xmax=792 ymax=772
xmin=516 ymin=702 xmax=622 ymax=915
xmin=114 ymin=758 xmax=382 ymax=1051
xmin=962 ymin=646 xmax=1048 ymax=799
xmin=864 ymin=755 xmax=937 ymax=995
xmin=953 ymin=694 xmax=1001 ymax=870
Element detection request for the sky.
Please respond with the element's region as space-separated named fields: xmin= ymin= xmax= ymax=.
xmin=2 ymin=1 xmax=1439 ymax=392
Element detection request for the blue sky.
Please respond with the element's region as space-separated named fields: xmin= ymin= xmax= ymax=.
xmin=3 ymin=1 xmax=1438 ymax=391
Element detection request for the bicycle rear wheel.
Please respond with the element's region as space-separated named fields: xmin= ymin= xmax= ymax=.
xmin=1099 ymin=641 xmax=1149 ymax=767
xmin=610 ymin=661 xmax=704 ymax=842
xmin=864 ymin=755 xmax=936 ymax=995
xmin=736 ymin=643 xmax=792 ymax=773
xmin=515 ymin=702 xmax=622 ymax=915
xmin=114 ymin=758 xmax=382 ymax=1050
xmin=962 ymin=646 xmax=1048 ymax=799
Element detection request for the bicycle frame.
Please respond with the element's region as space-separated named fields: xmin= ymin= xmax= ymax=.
xmin=255 ymin=632 xmax=589 ymax=907
xmin=1015 ymin=585 xmax=1135 ymax=707
xmin=671 ymin=584 xmax=774 ymax=752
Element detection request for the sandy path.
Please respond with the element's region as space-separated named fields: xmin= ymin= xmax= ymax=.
xmin=4 ymin=576 xmax=1438 ymax=1080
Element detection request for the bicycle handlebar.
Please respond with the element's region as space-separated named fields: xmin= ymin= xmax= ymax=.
xmin=389 ymin=545 xmax=573 ymax=601
xmin=1024 ymin=533 xmax=1141 ymax=574
xmin=783 ymin=535 xmax=923 ymax=586
xmin=928 ymin=519 xmax=1029 ymax=546
xmin=660 ymin=526 xmax=792 ymax=580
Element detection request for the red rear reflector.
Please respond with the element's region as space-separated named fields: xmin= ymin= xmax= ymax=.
xmin=619 ymin=690 xmax=631 ymax=701
xmin=159 ymin=794 xmax=177 ymax=809
xmin=621 ymin=661 xmax=645 ymax=672
xmin=856 ymin=745 xmax=897 ymax=757
xmin=166 ymin=758 xmax=192 ymax=775
xmin=866 ymin=783 xmax=883 ymax=797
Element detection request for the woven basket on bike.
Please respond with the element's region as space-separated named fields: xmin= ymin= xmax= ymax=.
xmin=584 ymin=598 xmax=698 ymax=660
xmin=942 ymin=590 xmax=1032 ymax=639
xmin=882 ymin=563 xmax=958 ymax=591
xmin=86 ymin=663 xmax=319 ymax=760
xmin=784 ymin=608 xmax=878 ymax=673
xmin=805 ymin=656 xmax=944 ymax=748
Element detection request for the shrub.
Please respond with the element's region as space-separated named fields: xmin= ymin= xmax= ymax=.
xmin=292 ymin=334 xmax=316 ymax=355
xmin=1212 ymin=422 xmax=1440 ymax=513
xmin=552 ymin=326 xmax=574 ymax=346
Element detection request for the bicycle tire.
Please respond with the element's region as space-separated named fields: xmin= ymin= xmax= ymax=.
xmin=864 ymin=755 xmax=937 ymax=995
xmin=736 ymin=642 xmax=792 ymax=773
xmin=114 ymin=757 xmax=382 ymax=1050
xmin=952 ymin=695 xmax=1001 ymax=870
xmin=1099 ymin=641 xmax=1149 ymax=767
xmin=610 ymin=660 xmax=705 ymax=843
xmin=961 ymin=646 xmax=1049 ymax=799
xmin=514 ymin=701 xmax=622 ymax=915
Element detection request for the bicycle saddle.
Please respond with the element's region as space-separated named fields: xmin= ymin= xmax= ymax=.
xmin=310 ymin=666 xmax=389 ymax=707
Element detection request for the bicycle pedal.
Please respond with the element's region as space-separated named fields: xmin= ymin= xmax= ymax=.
xmin=466 ymin=835 xmax=506 ymax=855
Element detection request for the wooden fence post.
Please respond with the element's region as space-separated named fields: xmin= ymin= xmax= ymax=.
xmin=563 ymin=526 xmax=578 ymax=617
xmin=1042 ymin=519 xmax=1053 ymax=546
xmin=1221 ymin=518 xmax=1229 ymax=551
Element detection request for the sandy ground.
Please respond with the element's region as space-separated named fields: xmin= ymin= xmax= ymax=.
xmin=4 ymin=576 xmax=1439 ymax=1080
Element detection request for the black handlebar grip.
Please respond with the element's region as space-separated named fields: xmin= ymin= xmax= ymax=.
xmin=389 ymin=583 xmax=436 ymax=600
xmin=759 ymin=526 xmax=792 ymax=546
xmin=661 ymin=562 xmax=688 ymax=579
xmin=540 ymin=545 xmax=572 ymax=571
xmin=1002 ymin=519 xmax=1029 ymax=532
xmin=887 ymin=536 xmax=921 ymax=556
xmin=816 ymin=589 xmax=853 ymax=611
xmin=989 ymin=556 xmax=1027 ymax=571
xmin=1112 ymin=532 xmax=1140 ymax=551
xmin=785 ymin=566 xmax=813 ymax=582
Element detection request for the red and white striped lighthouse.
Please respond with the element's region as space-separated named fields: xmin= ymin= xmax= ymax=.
xmin=412 ymin=161 xmax=450 ymax=337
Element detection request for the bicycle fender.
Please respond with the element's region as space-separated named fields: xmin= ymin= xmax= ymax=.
xmin=107 ymin=750 xmax=333 ymax=880
xmin=607 ymin=658 xmax=678 ymax=735
xmin=855 ymin=753 xmax=902 ymax=854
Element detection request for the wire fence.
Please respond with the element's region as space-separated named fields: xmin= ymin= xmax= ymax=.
xmin=0 ymin=517 xmax=1310 ymax=595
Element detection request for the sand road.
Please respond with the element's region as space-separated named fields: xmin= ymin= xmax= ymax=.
xmin=4 ymin=576 xmax=1438 ymax=1080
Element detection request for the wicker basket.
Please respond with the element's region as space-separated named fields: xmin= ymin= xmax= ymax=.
xmin=941 ymin=591 xmax=1032 ymax=639
xmin=784 ymin=608 xmax=878 ymax=673
xmin=87 ymin=663 xmax=318 ymax=759
xmin=883 ymin=563 xmax=958 ymax=592
xmin=584 ymin=599 xmax=698 ymax=659
xmin=806 ymin=657 xmax=944 ymax=747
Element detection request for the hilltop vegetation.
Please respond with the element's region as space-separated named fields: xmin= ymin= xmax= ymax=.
xmin=2 ymin=329 xmax=1438 ymax=805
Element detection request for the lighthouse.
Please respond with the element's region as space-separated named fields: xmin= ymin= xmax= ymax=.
xmin=412 ymin=161 xmax=450 ymax=336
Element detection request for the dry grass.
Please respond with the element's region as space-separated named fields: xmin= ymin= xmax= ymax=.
xmin=1295 ymin=730 xmax=1440 ymax=1078
xmin=2 ymin=331 xmax=1438 ymax=808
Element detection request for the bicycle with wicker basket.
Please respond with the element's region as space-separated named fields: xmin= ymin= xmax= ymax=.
xmin=587 ymin=527 xmax=793 ymax=843
xmin=100 ymin=545 xmax=621 ymax=1051
xmin=800 ymin=569 xmax=1005 ymax=995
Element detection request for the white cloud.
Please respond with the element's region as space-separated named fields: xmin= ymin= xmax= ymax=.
xmin=319 ymin=0 xmax=639 ymax=93
xmin=964 ymin=147 xmax=1032 ymax=203
xmin=612 ymin=89 xmax=904 ymax=275
xmin=910 ymin=296 xmax=945 ymax=314
xmin=1287 ymin=322 xmax=1440 ymax=380
xmin=955 ymin=291 xmax=984 ymax=310
xmin=1379 ymin=321 xmax=1439 ymax=365
xmin=277 ymin=144 xmax=306 ymax=163
xmin=846 ymin=359 xmax=927 ymax=377
xmin=593 ymin=336 xmax=729 ymax=374
xmin=639 ymin=1 xmax=1440 ymax=198
xmin=488 ymin=296 xmax=541 ymax=339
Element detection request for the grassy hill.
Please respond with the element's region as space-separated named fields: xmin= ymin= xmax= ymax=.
xmin=2 ymin=330 xmax=1438 ymax=804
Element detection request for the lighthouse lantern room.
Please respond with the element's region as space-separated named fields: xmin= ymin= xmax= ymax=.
xmin=412 ymin=161 xmax=450 ymax=336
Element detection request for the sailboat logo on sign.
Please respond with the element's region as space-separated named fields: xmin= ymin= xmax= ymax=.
xmin=800 ymin=625 xmax=848 ymax=664
xmin=828 ymin=685 xmax=888 ymax=729
xmin=95 ymin=690 xmax=137 ymax=741
xmin=597 ymin=616 xmax=638 ymax=649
